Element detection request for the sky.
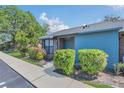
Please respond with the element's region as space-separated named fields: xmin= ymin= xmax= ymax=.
xmin=17 ymin=5 xmax=124 ymax=33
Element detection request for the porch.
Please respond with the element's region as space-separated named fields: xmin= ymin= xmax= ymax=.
xmin=53 ymin=35 xmax=75 ymax=50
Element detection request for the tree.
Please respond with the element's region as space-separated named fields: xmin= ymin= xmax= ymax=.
xmin=15 ymin=31 xmax=29 ymax=55
xmin=0 ymin=6 xmax=47 ymax=45
xmin=0 ymin=6 xmax=24 ymax=42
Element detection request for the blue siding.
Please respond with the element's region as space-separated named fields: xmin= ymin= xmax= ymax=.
xmin=75 ymin=30 xmax=119 ymax=68
xmin=64 ymin=38 xmax=74 ymax=49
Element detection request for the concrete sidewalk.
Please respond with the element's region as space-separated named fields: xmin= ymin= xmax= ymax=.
xmin=0 ymin=51 xmax=92 ymax=88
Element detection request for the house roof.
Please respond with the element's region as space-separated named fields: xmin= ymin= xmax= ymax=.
xmin=39 ymin=35 xmax=53 ymax=39
xmin=51 ymin=20 xmax=124 ymax=37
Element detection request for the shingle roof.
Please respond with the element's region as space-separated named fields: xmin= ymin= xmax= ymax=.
xmin=39 ymin=35 xmax=53 ymax=39
xmin=51 ymin=20 xmax=124 ymax=37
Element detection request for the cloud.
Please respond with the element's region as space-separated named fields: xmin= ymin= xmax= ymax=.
xmin=96 ymin=18 xmax=102 ymax=22
xmin=109 ymin=5 xmax=124 ymax=11
xmin=40 ymin=12 xmax=48 ymax=21
xmin=39 ymin=12 xmax=69 ymax=34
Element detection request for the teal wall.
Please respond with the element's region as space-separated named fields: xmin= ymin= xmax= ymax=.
xmin=64 ymin=38 xmax=74 ymax=49
xmin=75 ymin=30 xmax=119 ymax=68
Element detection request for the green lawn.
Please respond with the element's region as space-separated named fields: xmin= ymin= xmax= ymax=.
xmin=5 ymin=50 xmax=38 ymax=65
xmin=6 ymin=50 xmax=22 ymax=58
xmin=83 ymin=81 xmax=113 ymax=88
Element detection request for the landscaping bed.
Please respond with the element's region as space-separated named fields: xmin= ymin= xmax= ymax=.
xmin=54 ymin=68 xmax=114 ymax=88
xmin=53 ymin=49 xmax=115 ymax=88
xmin=4 ymin=50 xmax=47 ymax=67
xmin=89 ymin=72 xmax=124 ymax=88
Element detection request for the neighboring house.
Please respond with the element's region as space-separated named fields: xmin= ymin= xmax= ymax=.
xmin=40 ymin=20 xmax=124 ymax=68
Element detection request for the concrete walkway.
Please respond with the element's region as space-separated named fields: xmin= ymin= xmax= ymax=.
xmin=0 ymin=51 xmax=91 ymax=88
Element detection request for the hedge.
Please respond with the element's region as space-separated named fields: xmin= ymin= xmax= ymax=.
xmin=54 ymin=49 xmax=75 ymax=75
xmin=78 ymin=49 xmax=108 ymax=75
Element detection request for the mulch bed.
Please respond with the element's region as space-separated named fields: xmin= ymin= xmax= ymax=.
xmin=54 ymin=68 xmax=124 ymax=88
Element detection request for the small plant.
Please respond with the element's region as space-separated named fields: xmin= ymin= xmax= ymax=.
xmin=0 ymin=42 xmax=11 ymax=51
xmin=78 ymin=49 xmax=108 ymax=75
xmin=36 ymin=52 xmax=44 ymax=60
xmin=54 ymin=49 xmax=75 ymax=75
xmin=28 ymin=46 xmax=46 ymax=60
xmin=113 ymin=63 xmax=124 ymax=75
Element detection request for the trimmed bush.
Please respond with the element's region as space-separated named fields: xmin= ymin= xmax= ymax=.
xmin=78 ymin=49 xmax=108 ymax=75
xmin=28 ymin=47 xmax=46 ymax=60
xmin=54 ymin=49 xmax=75 ymax=75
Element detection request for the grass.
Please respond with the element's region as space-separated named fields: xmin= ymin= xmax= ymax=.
xmin=83 ymin=81 xmax=113 ymax=88
xmin=21 ymin=57 xmax=38 ymax=65
xmin=5 ymin=50 xmax=22 ymax=58
xmin=5 ymin=50 xmax=38 ymax=65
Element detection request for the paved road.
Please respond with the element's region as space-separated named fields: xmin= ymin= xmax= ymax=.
xmin=0 ymin=60 xmax=34 ymax=88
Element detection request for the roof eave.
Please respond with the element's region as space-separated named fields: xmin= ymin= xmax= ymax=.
xmin=77 ymin=27 xmax=122 ymax=35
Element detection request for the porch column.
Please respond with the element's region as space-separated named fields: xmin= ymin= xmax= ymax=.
xmin=57 ymin=37 xmax=60 ymax=49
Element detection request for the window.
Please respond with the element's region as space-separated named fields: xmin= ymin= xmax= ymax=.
xmin=45 ymin=40 xmax=49 ymax=46
xmin=50 ymin=40 xmax=53 ymax=46
xmin=44 ymin=39 xmax=54 ymax=54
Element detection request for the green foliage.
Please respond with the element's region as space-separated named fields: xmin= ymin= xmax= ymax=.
xmin=0 ymin=43 xmax=8 ymax=51
xmin=28 ymin=47 xmax=46 ymax=60
xmin=15 ymin=31 xmax=29 ymax=55
xmin=78 ymin=49 xmax=108 ymax=75
xmin=83 ymin=81 xmax=113 ymax=88
xmin=0 ymin=5 xmax=47 ymax=46
xmin=5 ymin=50 xmax=23 ymax=58
xmin=5 ymin=50 xmax=39 ymax=65
xmin=28 ymin=47 xmax=36 ymax=59
xmin=36 ymin=52 xmax=44 ymax=60
xmin=113 ymin=63 xmax=124 ymax=75
xmin=54 ymin=49 xmax=75 ymax=75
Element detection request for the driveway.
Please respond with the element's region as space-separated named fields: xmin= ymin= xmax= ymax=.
xmin=0 ymin=59 xmax=34 ymax=88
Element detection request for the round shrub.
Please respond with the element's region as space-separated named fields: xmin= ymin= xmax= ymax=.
xmin=36 ymin=52 xmax=44 ymax=60
xmin=54 ymin=49 xmax=75 ymax=75
xmin=78 ymin=49 xmax=108 ymax=75
xmin=28 ymin=47 xmax=46 ymax=60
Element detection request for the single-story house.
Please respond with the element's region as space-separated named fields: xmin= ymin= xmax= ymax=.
xmin=40 ymin=20 xmax=124 ymax=68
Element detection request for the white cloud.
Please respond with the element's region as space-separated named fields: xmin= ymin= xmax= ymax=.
xmin=39 ymin=12 xmax=48 ymax=21
xmin=39 ymin=12 xmax=69 ymax=34
xmin=96 ymin=18 xmax=102 ymax=22
xmin=109 ymin=5 xmax=124 ymax=11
